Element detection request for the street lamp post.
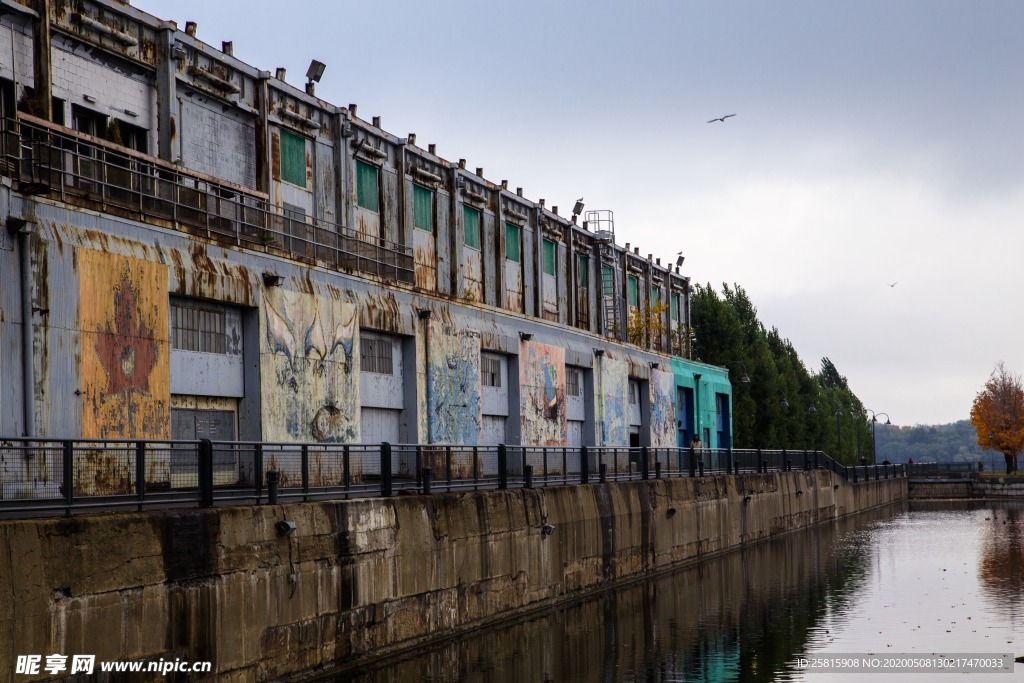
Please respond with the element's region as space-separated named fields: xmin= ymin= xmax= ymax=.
xmin=722 ymin=361 xmax=751 ymax=384
xmin=834 ymin=409 xmax=842 ymax=460
xmin=867 ymin=410 xmax=890 ymax=465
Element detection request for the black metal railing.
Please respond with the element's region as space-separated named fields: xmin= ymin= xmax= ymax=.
xmin=906 ymin=462 xmax=980 ymax=477
xmin=0 ymin=113 xmax=414 ymax=285
xmin=0 ymin=438 xmax=905 ymax=518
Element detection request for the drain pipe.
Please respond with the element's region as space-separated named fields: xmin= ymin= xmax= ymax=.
xmin=418 ymin=309 xmax=433 ymax=443
xmin=10 ymin=218 xmax=35 ymax=437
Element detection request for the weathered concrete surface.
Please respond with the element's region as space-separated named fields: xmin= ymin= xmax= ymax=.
xmin=909 ymin=477 xmax=1024 ymax=499
xmin=0 ymin=472 xmax=905 ymax=682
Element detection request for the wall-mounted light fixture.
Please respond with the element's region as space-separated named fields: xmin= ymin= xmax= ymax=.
xmin=796 ymin=490 xmax=804 ymax=496
xmin=276 ymin=520 xmax=297 ymax=537
xmin=594 ymin=348 xmax=605 ymax=357
xmin=571 ymin=198 xmax=585 ymax=224
xmin=541 ymin=524 xmax=555 ymax=537
xmin=83 ymin=94 xmax=97 ymax=103
xmin=305 ymin=59 xmax=326 ymax=96
xmin=417 ymin=308 xmax=432 ymax=320
xmin=676 ymin=253 xmax=685 ymax=268
xmin=650 ymin=361 xmax=660 ymax=370
xmin=262 ymin=273 xmax=283 ymax=288
xmin=666 ymin=507 xmax=677 ymax=518
xmin=519 ymin=332 xmax=533 ymax=342
xmin=743 ymin=495 xmax=752 ymax=504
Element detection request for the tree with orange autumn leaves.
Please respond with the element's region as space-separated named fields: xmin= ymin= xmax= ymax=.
xmin=970 ymin=362 xmax=1024 ymax=474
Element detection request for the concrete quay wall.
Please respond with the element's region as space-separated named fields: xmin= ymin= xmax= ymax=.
xmin=0 ymin=471 xmax=906 ymax=682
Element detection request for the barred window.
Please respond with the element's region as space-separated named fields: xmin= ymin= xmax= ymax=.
xmin=360 ymin=336 xmax=394 ymax=374
xmin=171 ymin=300 xmax=227 ymax=354
xmin=567 ymin=368 xmax=581 ymax=397
xmin=481 ymin=355 xmax=502 ymax=388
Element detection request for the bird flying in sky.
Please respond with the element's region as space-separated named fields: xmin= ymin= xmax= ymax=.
xmin=707 ymin=114 xmax=736 ymax=123
xmin=888 ymin=282 xmax=898 ymax=288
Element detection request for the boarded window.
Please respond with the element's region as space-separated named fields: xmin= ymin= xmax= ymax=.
xmin=567 ymin=368 xmax=581 ymax=397
xmin=505 ymin=223 xmax=521 ymax=262
xmin=360 ymin=336 xmax=394 ymax=374
xmin=464 ymin=206 xmax=481 ymax=249
xmin=413 ymin=184 xmax=433 ymax=232
xmin=280 ymin=129 xmax=306 ymax=187
xmin=356 ymin=160 xmax=380 ymax=212
xmin=627 ymin=276 xmax=639 ymax=307
xmin=171 ymin=300 xmax=227 ymax=354
xmin=481 ymin=355 xmax=502 ymax=388
xmin=542 ymin=239 xmax=556 ymax=276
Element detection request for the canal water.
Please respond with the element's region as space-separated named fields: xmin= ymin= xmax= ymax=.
xmin=340 ymin=502 xmax=1024 ymax=682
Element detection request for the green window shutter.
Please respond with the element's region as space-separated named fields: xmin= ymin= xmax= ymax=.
xmin=542 ymin=239 xmax=556 ymax=276
xmin=356 ymin=160 xmax=379 ymax=212
xmin=602 ymin=265 xmax=614 ymax=297
xmin=652 ymin=287 xmax=661 ymax=308
xmin=627 ymin=276 xmax=638 ymax=307
xmin=505 ymin=223 xmax=521 ymax=262
xmin=413 ymin=184 xmax=433 ymax=232
xmin=576 ymin=254 xmax=589 ymax=288
xmin=463 ymin=206 xmax=481 ymax=249
xmin=280 ymin=129 xmax=306 ymax=187
xmin=671 ymin=293 xmax=679 ymax=321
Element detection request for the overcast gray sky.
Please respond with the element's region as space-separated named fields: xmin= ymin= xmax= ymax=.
xmin=140 ymin=0 xmax=1024 ymax=426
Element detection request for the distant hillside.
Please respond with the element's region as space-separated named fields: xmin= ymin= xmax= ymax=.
xmin=875 ymin=420 xmax=992 ymax=466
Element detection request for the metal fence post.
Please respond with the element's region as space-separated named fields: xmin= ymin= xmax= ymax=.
xmin=728 ymin=447 xmax=735 ymax=475
xmin=689 ymin=446 xmax=697 ymax=477
xmin=342 ymin=444 xmax=350 ymax=493
xmin=640 ymin=446 xmax=650 ymax=480
xmin=255 ymin=443 xmax=264 ymax=503
xmin=301 ymin=444 xmax=310 ymax=499
xmin=422 ymin=467 xmax=432 ymax=495
xmin=63 ymin=440 xmax=74 ymax=516
xmin=524 ymin=464 xmax=534 ymax=489
xmin=599 ymin=463 xmax=607 ymax=483
xmin=136 ymin=441 xmax=146 ymax=511
xmin=381 ymin=442 xmax=393 ymax=496
xmin=498 ymin=444 xmax=508 ymax=489
xmin=198 ymin=438 xmax=214 ymax=508
xmin=581 ymin=446 xmax=589 ymax=485
xmin=757 ymin=448 xmax=764 ymax=474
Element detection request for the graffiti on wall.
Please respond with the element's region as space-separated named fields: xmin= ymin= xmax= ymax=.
xmin=261 ymin=288 xmax=359 ymax=442
xmin=598 ymin=354 xmax=629 ymax=447
xmin=649 ymin=367 xmax=677 ymax=448
xmin=79 ymin=248 xmax=170 ymax=439
xmin=427 ymin=320 xmax=481 ymax=444
xmin=519 ymin=340 xmax=566 ymax=446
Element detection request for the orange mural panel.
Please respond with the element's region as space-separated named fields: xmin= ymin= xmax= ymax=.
xmin=79 ymin=248 xmax=171 ymax=439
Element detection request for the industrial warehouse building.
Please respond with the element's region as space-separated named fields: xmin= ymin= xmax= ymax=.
xmin=0 ymin=0 xmax=733 ymax=496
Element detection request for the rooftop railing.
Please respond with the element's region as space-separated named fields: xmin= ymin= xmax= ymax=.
xmin=0 ymin=114 xmax=413 ymax=285
xmin=0 ymin=438 xmax=905 ymax=519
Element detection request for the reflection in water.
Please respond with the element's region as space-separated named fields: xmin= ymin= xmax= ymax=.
xmin=979 ymin=505 xmax=1024 ymax=625
xmin=337 ymin=506 xmax=897 ymax=683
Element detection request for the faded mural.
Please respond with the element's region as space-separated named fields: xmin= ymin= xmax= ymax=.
xmin=649 ymin=367 xmax=677 ymax=448
xmin=598 ymin=354 xmax=629 ymax=446
xmin=427 ymin=320 xmax=481 ymax=444
xmin=78 ymin=248 xmax=170 ymax=439
xmin=519 ymin=340 xmax=566 ymax=446
xmin=260 ymin=288 xmax=359 ymax=443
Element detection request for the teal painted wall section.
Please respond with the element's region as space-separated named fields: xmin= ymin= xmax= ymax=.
xmin=671 ymin=358 xmax=733 ymax=449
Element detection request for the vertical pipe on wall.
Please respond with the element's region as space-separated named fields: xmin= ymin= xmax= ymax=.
xmin=155 ymin=25 xmax=177 ymax=162
xmin=17 ymin=222 xmax=35 ymax=436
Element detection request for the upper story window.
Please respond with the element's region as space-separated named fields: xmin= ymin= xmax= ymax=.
xmin=413 ymin=184 xmax=433 ymax=232
xmin=671 ymin=292 xmax=679 ymax=321
xmin=280 ymin=129 xmax=307 ymax=188
xmin=356 ymin=160 xmax=380 ymax=212
xmin=567 ymin=367 xmax=581 ymax=397
xmin=171 ymin=299 xmax=227 ymax=354
xmin=481 ymin=354 xmax=502 ymax=388
xmin=72 ymin=104 xmax=107 ymax=138
xmin=505 ymin=223 xmax=521 ymax=262
xmin=360 ymin=335 xmax=394 ymax=374
xmin=627 ymin=275 xmax=639 ymax=308
xmin=463 ymin=206 xmax=481 ymax=249
xmin=542 ymin=239 xmax=556 ymax=276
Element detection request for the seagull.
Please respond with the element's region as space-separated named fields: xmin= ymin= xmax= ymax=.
xmin=888 ymin=282 xmax=898 ymax=288
xmin=707 ymin=114 xmax=736 ymax=123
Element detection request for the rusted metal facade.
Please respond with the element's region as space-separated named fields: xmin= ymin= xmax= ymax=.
xmin=0 ymin=0 xmax=732 ymax=495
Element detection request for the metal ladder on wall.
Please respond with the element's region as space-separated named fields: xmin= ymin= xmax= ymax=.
xmin=601 ymin=264 xmax=618 ymax=336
